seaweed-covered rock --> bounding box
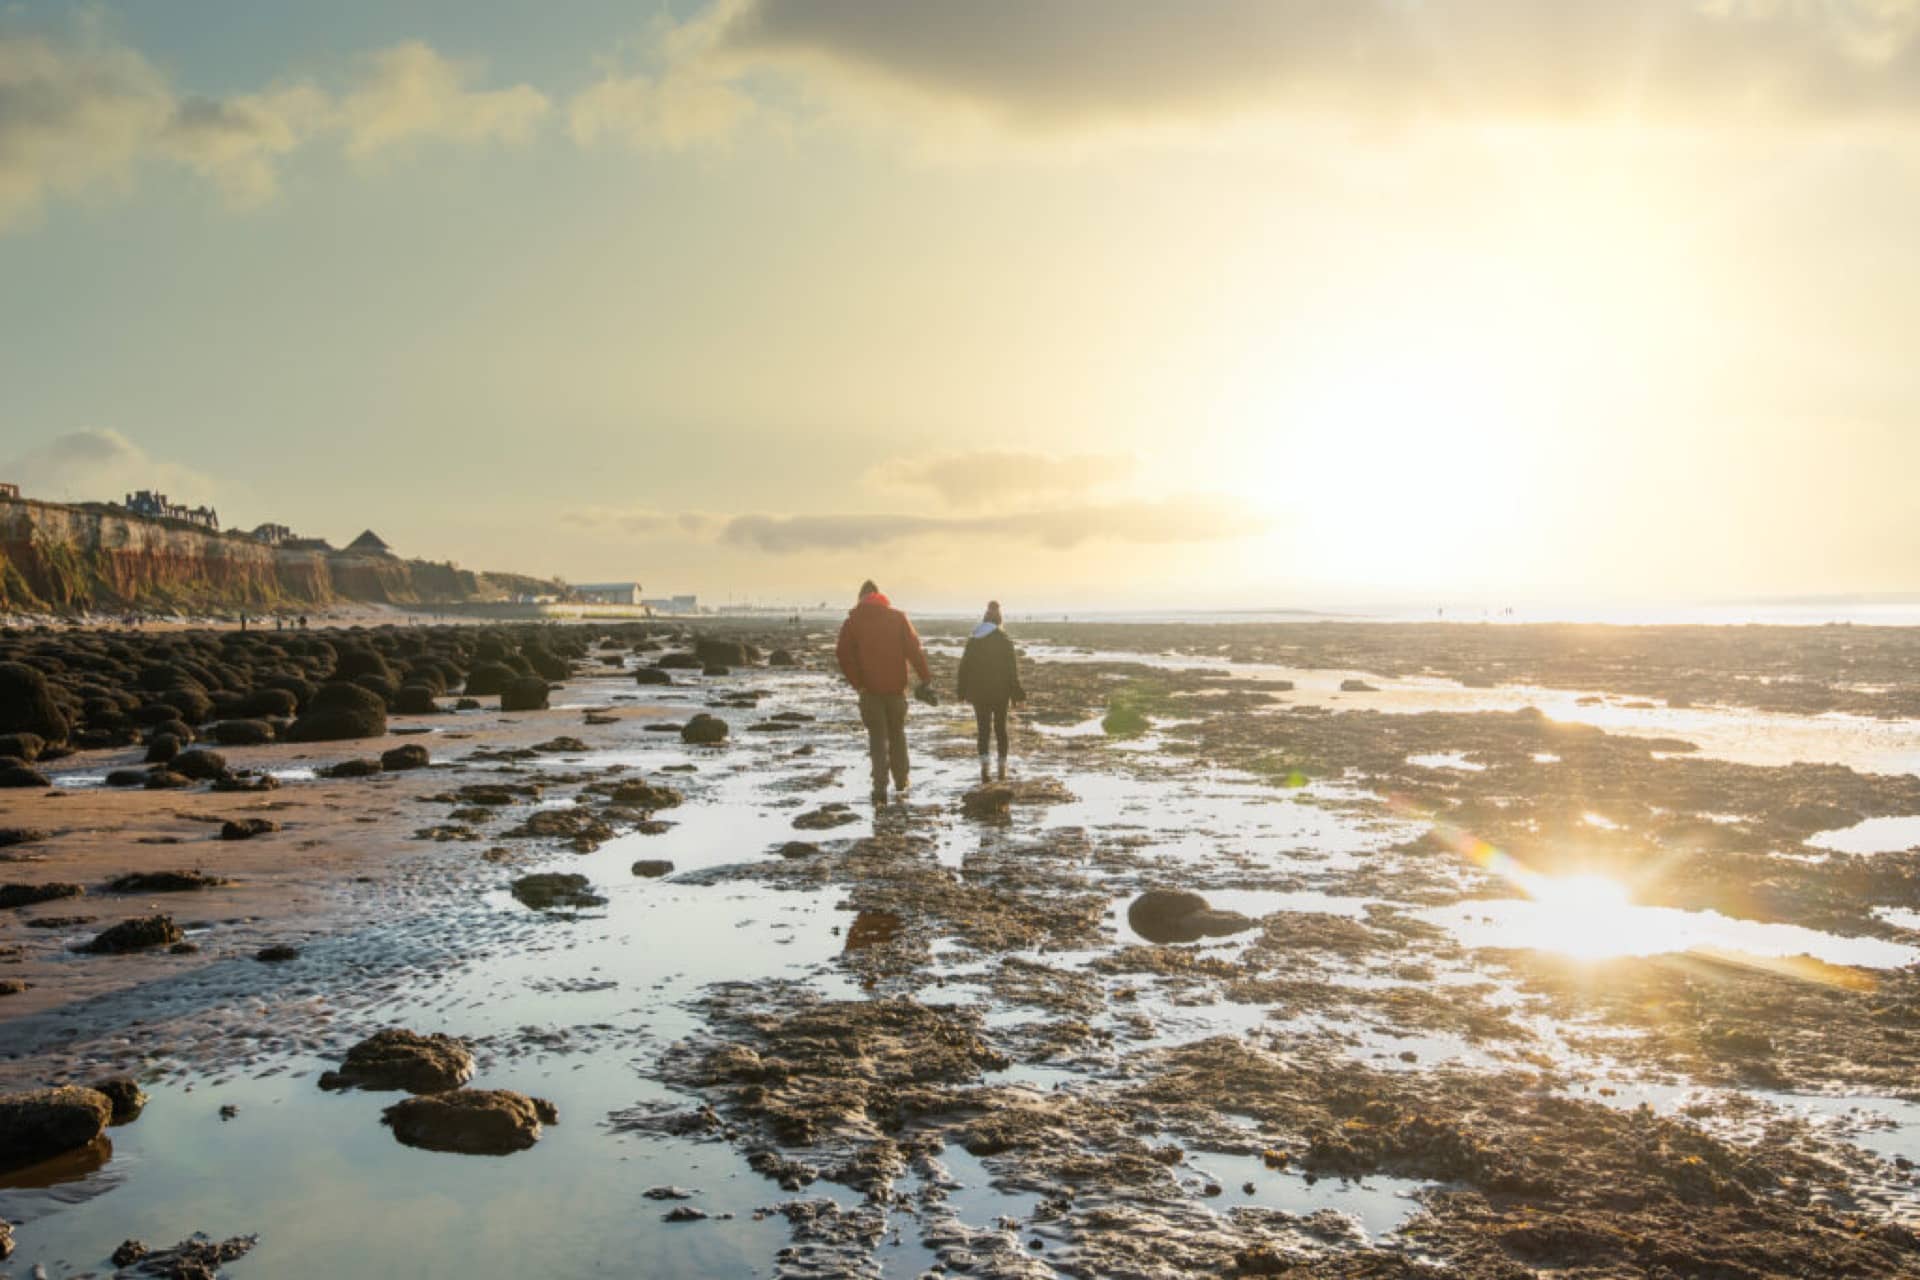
[393,684,440,715]
[500,676,550,712]
[0,663,69,742]
[382,1088,555,1155]
[1125,889,1255,945]
[0,881,84,910]
[463,663,517,697]
[0,764,49,788]
[0,733,45,763]
[631,859,674,878]
[695,637,755,667]
[143,733,182,764]
[380,743,431,771]
[110,870,230,892]
[511,872,606,911]
[209,719,274,746]
[91,1076,148,1123]
[0,1086,111,1170]
[319,757,382,779]
[681,714,729,746]
[636,668,674,686]
[286,682,388,742]
[82,915,185,953]
[609,780,683,811]
[170,748,229,781]
[318,1029,475,1094]
[219,818,278,841]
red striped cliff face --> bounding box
[0,499,501,614]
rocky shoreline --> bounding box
[4,619,1920,1276]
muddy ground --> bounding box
[5,619,1920,1277]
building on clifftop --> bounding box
[124,490,219,530]
[344,529,394,556]
[249,523,294,546]
[0,482,19,501]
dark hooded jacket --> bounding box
[957,623,1023,706]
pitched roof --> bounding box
[346,529,391,553]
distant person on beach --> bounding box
[958,600,1024,783]
[836,579,932,805]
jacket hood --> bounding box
[970,621,999,639]
[855,591,892,610]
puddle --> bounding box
[1183,1150,1431,1239]
[1407,752,1485,772]
[1423,892,1920,969]
[1808,815,1920,856]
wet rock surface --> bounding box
[0,1085,112,1169]
[382,1088,554,1154]
[318,1029,476,1094]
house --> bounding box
[575,581,643,606]
[344,529,394,556]
[124,490,218,530]
[249,523,294,546]
[0,482,19,501]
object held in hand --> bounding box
[913,682,939,706]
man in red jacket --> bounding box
[836,579,933,804]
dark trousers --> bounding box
[858,691,910,790]
[973,698,1010,758]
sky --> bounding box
[5,1,1920,611]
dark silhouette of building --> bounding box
[124,490,218,530]
[345,529,394,556]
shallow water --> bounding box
[7,651,1920,1275]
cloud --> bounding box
[3,429,214,506]
[0,30,174,228]
[339,42,551,158]
[695,0,1920,133]
[569,68,754,151]
[721,495,1267,553]
[561,507,716,536]
[0,25,549,230]
[869,450,1136,508]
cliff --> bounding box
[0,498,553,615]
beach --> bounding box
[4,618,1920,1276]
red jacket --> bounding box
[836,593,930,695]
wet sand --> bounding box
[5,620,1920,1277]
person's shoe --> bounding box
[894,778,909,797]
[997,754,1008,781]
[870,788,888,806]
[979,756,991,784]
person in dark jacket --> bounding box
[957,600,1024,782]
[836,579,933,804]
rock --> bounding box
[394,684,441,714]
[703,664,732,677]
[0,1217,11,1259]
[0,827,49,848]
[209,719,274,746]
[0,979,27,996]
[91,1076,148,1123]
[380,743,431,771]
[1126,889,1257,945]
[83,915,185,953]
[115,1234,256,1276]
[0,732,45,762]
[643,1185,697,1199]
[0,662,70,742]
[631,859,674,878]
[319,1029,475,1094]
[0,881,84,910]
[463,662,518,696]
[142,769,192,790]
[0,763,50,788]
[768,649,797,667]
[219,818,279,841]
[286,682,388,742]
[454,697,483,711]
[681,714,729,745]
[793,804,859,830]
[109,870,229,892]
[255,944,300,963]
[106,768,150,787]
[170,748,229,781]
[961,785,1013,820]
[500,676,550,712]
[0,1086,111,1169]
[664,1205,709,1222]
[777,841,822,859]
[320,757,383,779]
[532,736,588,753]
[610,780,683,810]
[1339,679,1379,693]
[382,1088,554,1155]
[511,872,606,911]
[655,652,703,670]
[635,668,674,686]
[210,770,279,793]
